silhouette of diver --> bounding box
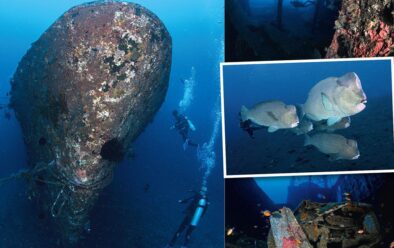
[165,187,209,248]
[171,110,198,150]
[290,0,316,7]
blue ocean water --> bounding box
[223,59,394,174]
[248,0,316,30]
[254,175,339,204]
[0,1,223,247]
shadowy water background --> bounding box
[225,0,340,61]
[0,0,223,247]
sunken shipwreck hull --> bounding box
[10,1,171,245]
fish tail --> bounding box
[296,104,305,119]
[240,105,249,122]
[304,134,311,146]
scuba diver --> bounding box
[290,0,316,7]
[164,187,209,248]
[171,110,198,150]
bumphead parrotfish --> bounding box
[303,72,367,126]
[240,100,299,133]
[304,133,360,160]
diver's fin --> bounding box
[268,126,278,133]
[328,153,341,161]
[240,105,249,122]
[327,117,341,126]
[187,119,196,131]
[304,134,312,146]
[321,93,333,111]
[266,111,279,121]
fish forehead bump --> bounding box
[286,104,297,113]
[338,72,361,88]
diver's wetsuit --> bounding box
[172,110,198,147]
[167,192,208,247]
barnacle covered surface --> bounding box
[10,1,171,245]
[326,0,393,58]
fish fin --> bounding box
[307,122,314,132]
[327,117,341,126]
[240,105,249,122]
[268,126,278,133]
[321,92,333,111]
[293,129,302,136]
[304,134,311,146]
[328,153,341,161]
[344,116,351,128]
[296,104,305,119]
[266,111,279,121]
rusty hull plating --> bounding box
[10,1,172,244]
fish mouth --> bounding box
[361,98,367,104]
[290,122,299,128]
[356,101,367,112]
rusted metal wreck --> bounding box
[10,1,172,245]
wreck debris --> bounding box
[268,201,381,248]
[268,207,313,248]
[326,0,394,58]
[10,1,171,245]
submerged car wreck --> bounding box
[268,201,381,248]
[10,1,171,245]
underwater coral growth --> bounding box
[326,0,393,58]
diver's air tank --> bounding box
[190,198,207,226]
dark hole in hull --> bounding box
[38,137,47,146]
[100,138,124,162]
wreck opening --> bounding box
[38,137,47,146]
[382,5,394,25]
[100,138,124,162]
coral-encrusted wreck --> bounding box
[10,1,171,245]
[268,201,381,248]
[326,0,393,58]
